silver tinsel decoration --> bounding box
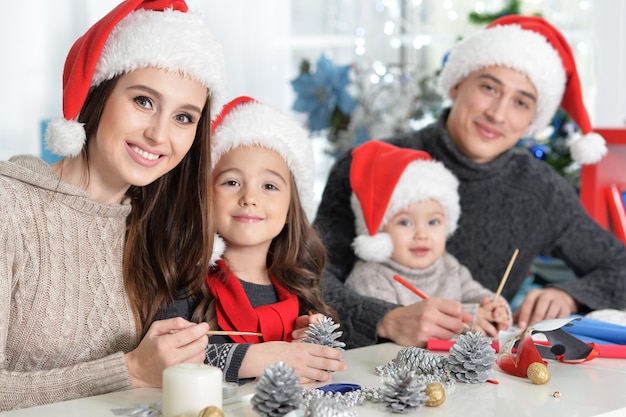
[252,362,303,417]
[305,397,358,417]
[447,332,496,383]
[380,370,428,414]
[302,316,346,350]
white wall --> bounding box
[593,0,626,127]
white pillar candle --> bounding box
[162,364,223,417]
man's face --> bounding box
[445,65,538,164]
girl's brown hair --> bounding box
[199,175,337,326]
[79,75,214,337]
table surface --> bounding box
[2,343,626,417]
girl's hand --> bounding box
[124,317,209,388]
[242,341,346,383]
[291,313,325,341]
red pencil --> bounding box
[394,274,471,330]
[393,274,429,299]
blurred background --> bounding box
[1,1,624,201]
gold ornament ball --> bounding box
[424,382,446,407]
[198,405,224,417]
[527,362,551,385]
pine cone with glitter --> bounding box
[446,332,496,383]
[381,369,428,414]
[251,362,303,417]
[305,397,358,417]
[302,316,346,350]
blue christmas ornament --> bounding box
[291,55,357,132]
[529,143,549,160]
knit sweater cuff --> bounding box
[87,351,134,393]
[228,344,251,384]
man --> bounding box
[314,15,626,348]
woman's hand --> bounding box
[241,341,347,383]
[124,317,209,388]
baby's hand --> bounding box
[475,297,511,337]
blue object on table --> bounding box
[316,383,361,394]
[563,315,626,345]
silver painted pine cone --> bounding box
[302,316,346,350]
[381,369,428,413]
[252,362,303,417]
[447,332,496,383]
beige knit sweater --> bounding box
[0,155,137,411]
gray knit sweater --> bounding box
[0,155,135,411]
[347,253,493,304]
[314,109,626,348]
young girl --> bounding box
[0,0,226,410]
[345,140,511,337]
[201,96,346,384]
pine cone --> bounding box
[304,397,357,417]
[394,347,447,375]
[381,369,428,413]
[302,316,346,350]
[251,362,303,417]
[447,332,496,383]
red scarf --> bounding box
[206,260,299,343]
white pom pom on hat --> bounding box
[46,0,227,158]
[439,15,606,165]
[350,140,460,262]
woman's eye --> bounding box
[175,113,193,124]
[263,183,278,191]
[134,96,153,109]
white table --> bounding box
[2,343,626,417]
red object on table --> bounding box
[496,333,547,378]
[427,338,626,358]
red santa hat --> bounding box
[350,140,460,262]
[439,15,606,165]
[209,96,315,263]
[46,0,227,158]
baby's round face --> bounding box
[382,199,447,270]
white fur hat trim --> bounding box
[211,101,314,204]
[351,158,460,262]
[439,23,566,137]
[94,9,227,112]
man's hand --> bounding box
[377,297,472,347]
[513,287,578,328]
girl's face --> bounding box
[446,65,537,164]
[213,145,292,254]
[88,67,208,203]
[382,199,447,270]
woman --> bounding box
[0,0,226,410]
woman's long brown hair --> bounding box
[79,75,214,337]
